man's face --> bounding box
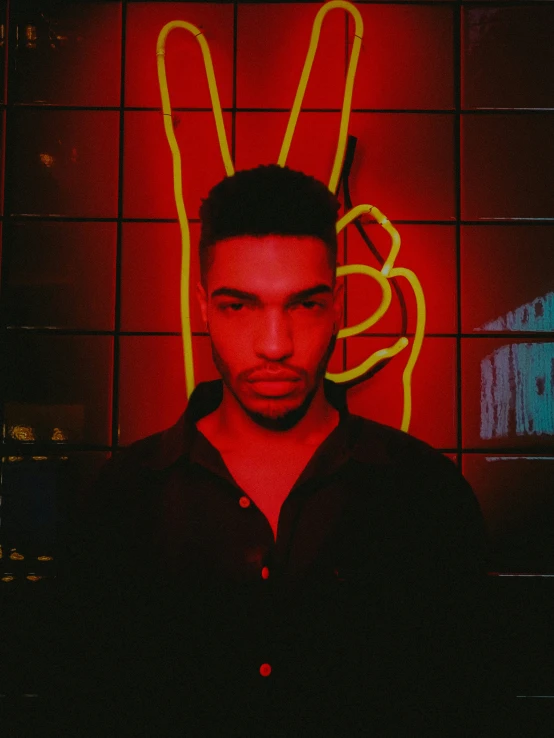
[196,235,344,432]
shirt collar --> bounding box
[141,377,390,472]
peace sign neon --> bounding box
[156,0,426,432]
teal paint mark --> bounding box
[480,343,554,439]
[477,291,554,332]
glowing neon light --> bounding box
[277,0,363,195]
[480,343,554,439]
[156,21,234,410]
[156,0,426,432]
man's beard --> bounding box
[208,329,338,433]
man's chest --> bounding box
[219,450,316,538]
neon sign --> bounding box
[156,0,426,432]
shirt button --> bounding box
[239,496,251,508]
[259,663,272,677]
[261,566,270,580]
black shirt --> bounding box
[51,378,510,737]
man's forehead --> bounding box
[204,235,337,299]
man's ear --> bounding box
[333,278,344,332]
[196,281,208,324]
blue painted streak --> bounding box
[480,343,554,439]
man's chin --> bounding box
[240,380,323,430]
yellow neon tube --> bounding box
[157,0,427,433]
[333,205,425,431]
[277,0,363,195]
[386,267,426,431]
[157,21,235,399]
[337,204,401,276]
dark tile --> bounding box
[463,6,554,110]
[461,226,554,334]
[10,1,121,106]
[463,453,554,573]
[462,114,554,220]
[3,334,114,446]
[3,221,116,330]
[7,109,119,217]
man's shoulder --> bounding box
[351,413,452,470]
[349,414,478,508]
[116,427,167,462]
[105,413,453,475]
[91,425,173,493]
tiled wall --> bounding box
[1,0,553,587]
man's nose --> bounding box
[254,312,294,359]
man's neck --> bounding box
[199,385,339,454]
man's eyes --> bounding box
[219,301,322,312]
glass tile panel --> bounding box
[236,117,456,220]
[237,3,345,109]
[349,113,455,221]
[0,1,6,105]
[7,109,119,218]
[119,335,196,446]
[352,5,453,110]
[347,224,457,335]
[3,334,113,446]
[0,109,4,215]
[461,226,554,334]
[462,6,554,110]
[121,221,198,333]
[123,110,232,219]
[462,337,554,449]
[125,2,233,109]
[347,336,457,449]
[461,114,554,220]
[3,221,116,330]
[463,453,554,573]
[10,2,121,106]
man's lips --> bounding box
[248,373,300,382]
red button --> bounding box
[239,496,251,508]
[261,566,270,579]
[259,663,272,677]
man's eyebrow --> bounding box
[210,284,333,302]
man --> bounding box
[51,165,512,737]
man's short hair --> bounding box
[198,164,341,289]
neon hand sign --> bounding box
[156,0,426,432]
